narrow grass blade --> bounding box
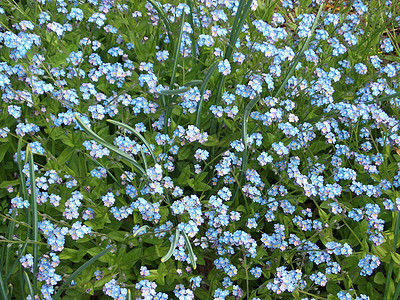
[225,0,252,61]
[75,115,146,176]
[147,0,174,46]
[16,138,28,199]
[185,0,197,63]
[242,96,260,149]
[133,225,151,238]
[19,264,24,300]
[182,231,196,269]
[303,109,339,123]
[0,209,17,286]
[107,119,156,163]
[384,211,400,299]
[5,239,29,282]
[160,86,191,95]
[366,92,400,105]
[232,96,260,204]
[127,289,132,300]
[169,12,185,89]
[0,272,8,300]
[184,79,202,86]
[160,80,203,96]
[164,95,179,135]
[275,3,324,98]
[23,271,34,299]
[228,0,245,55]
[52,246,114,300]
[27,147,38,295]
[211,0,253,136]
[196,61,218,128]
[17,138,29,238]
[164,9,185,136]
[161,229,180,263]
[140,148,148,171]
[393,280,400,300]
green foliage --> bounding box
[1,0,400,299]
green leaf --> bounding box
[0,180,20,189]
[178,146,191,160]
[223,119,236,131]
[120,248,142,268]
[374,272,386,285]
[0,143,10,163]
[187,178,194,189]
[177,165,191,186]
[194,181,211,192]
[52,130,75,147]
[391,252,400,265]
[203,135,219,146]
[57,248,76,261]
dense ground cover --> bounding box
[1,0,400,299]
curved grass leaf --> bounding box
[164,95,180,135]
[0,210,17,287]
[160,86,191,96]
[0,273,7,300]
[161,228,180,263]
[107,119,156,164]
[385,211,400,299]
[232,96,260,204]
[27,147,38,295]
[185,79,203,86]
[140,148,148,171]
[169,12,185,89]
[274,3,324,98]
[393,280,400,300]
[241,96,260,149]
[5,239,29,283]
[23,271,34,299]
[19,266,24,300]
[195,61,218,128]
[161,78,204,96]
[75,115,146,176]
[133,225,151,238]
[366,92,400,105]
[225,0,253,61]
[185,0,197,63]
[211,0,253,136]
[52,246,114,300]
[182,231,196,269]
